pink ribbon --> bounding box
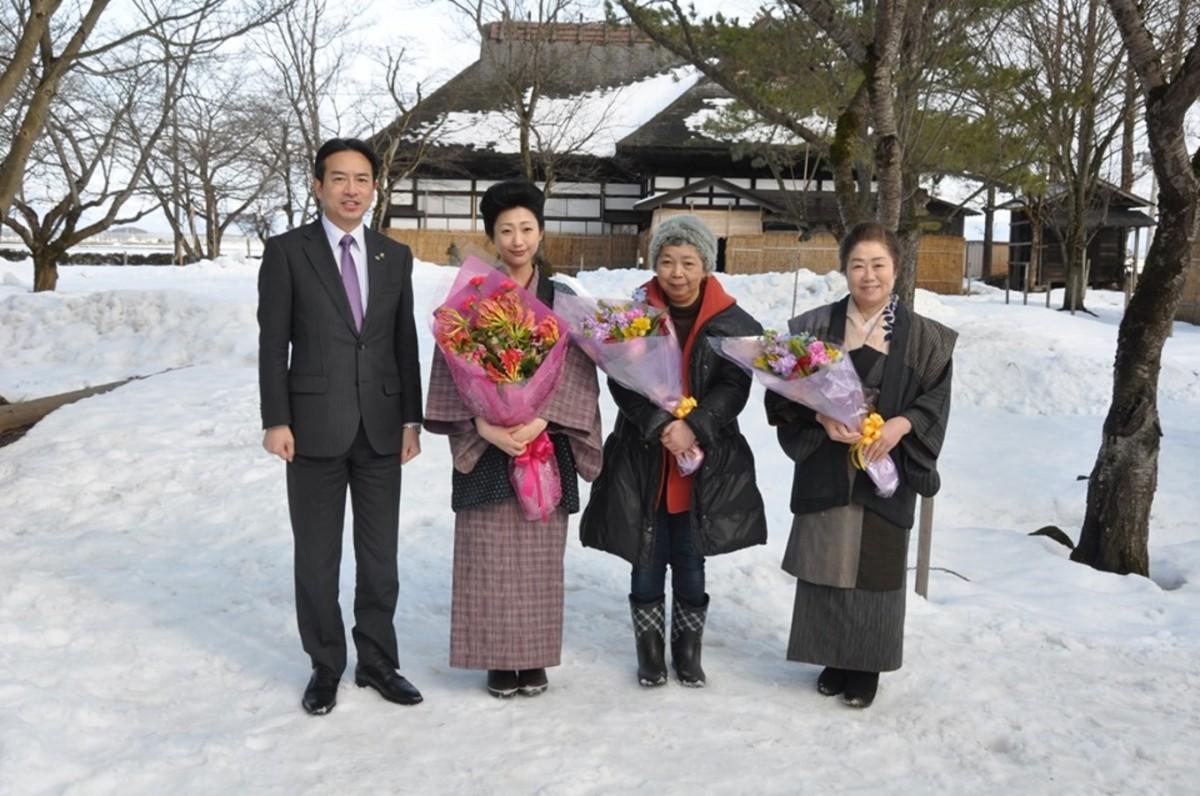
[514,430,556,521]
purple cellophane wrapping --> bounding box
[713,336,898,497]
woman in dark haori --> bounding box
[580,214,767,688]
[424,180,603,698]
[766,221,956,708]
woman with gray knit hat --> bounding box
[580,214,767,688]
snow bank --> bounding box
[0,254,1197,793]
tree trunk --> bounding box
[895,225,920,306]
[1120,65,1137,191]
[830,86,869,233]
[1072,194,1193,575]
[1061,216,1088,312]
[865,0,906,232]
[982,185,995,281]
[0,0,59,113]
[32,248,60,292]
[0,0,110,217]
[1075,0,1200,575]
[519,118,534,181]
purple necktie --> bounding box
[338,234,364,331]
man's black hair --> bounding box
[313,138,382,181]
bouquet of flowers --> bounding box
[556,287,703,475]
[432,256,568,520]
[713,330,899,497]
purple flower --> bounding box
[771,353,798,377]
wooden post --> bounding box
[915,496,935,598]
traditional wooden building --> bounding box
[1178,237,1200,325]
[371,20,973,292]
[999,182,1154,290]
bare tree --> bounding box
[1,0,288,290]
[255,0,353,229]
[1072,0,1200,576]
[367,47,437,233]
[1006,0,1130,312]
[4,42,182,290]
[143,62,284,259]
[0,0,290,220]
[0,0,110,218]
[235,189,284,247]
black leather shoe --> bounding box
[487,669,519,698]
[817,666,849,696]
[302,666,339,715]
[517,668,549,697]
[354,662,423,706]
[843,670,880,708]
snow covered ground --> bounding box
[1,257,1198,794]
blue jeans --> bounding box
[630,507,705,605]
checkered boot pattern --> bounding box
[670,593,709,687]
[629,595,668,687]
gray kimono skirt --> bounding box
[425,271,602,670]
[767,298,956,674]
[784,346,909,672]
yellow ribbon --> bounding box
[673,396,698,419]
[850,412,885,470]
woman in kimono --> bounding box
[766,221,956,708]
[580,214,767,689]
[424,180,603,698]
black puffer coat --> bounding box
[579,291,767,568]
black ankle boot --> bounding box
[486,669,518,698]
[517,668,548,696]
[670,593,708,687]
[817,666,849,696]
[629,595,667,687]
[843,670,879,708]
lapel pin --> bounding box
[374,252,385,261]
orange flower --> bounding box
[501,348,524,379]
[484,361,507,383]
[535,315,560,344]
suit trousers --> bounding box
[287,423,402,674]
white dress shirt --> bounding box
[321,214,369,312]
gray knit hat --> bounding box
[648,215,717,273]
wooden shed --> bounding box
[1000,182,1154,290]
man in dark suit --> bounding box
[258,138,424,715]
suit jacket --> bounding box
[257,220,423,458]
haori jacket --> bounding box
[765,296,957,532]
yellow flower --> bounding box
[673,396,698,418]
[850,413,886,470]
[630,316,652,336]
